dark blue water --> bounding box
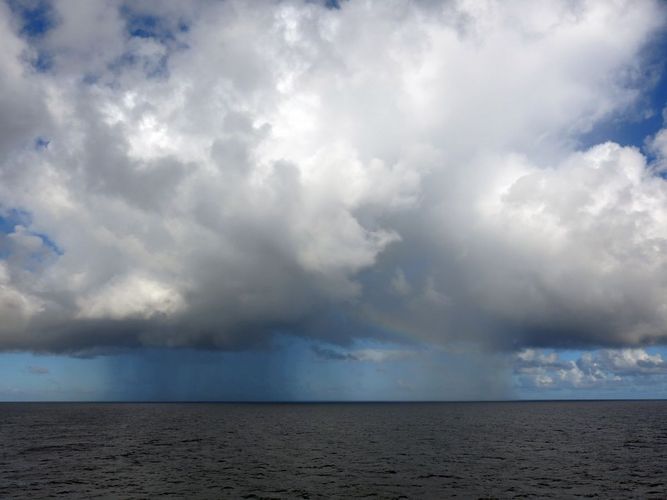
[1,401,666,498]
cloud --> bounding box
[514,348,667,389]
[311,345,357,361]
[0,0,666,354]
[27,365,49,375]
[311,344,416,363]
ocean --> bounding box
[1,401,666,498]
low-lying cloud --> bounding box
[515,348,667,390]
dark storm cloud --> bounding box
[0,0,667,354]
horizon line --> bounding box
[1,398,666,404]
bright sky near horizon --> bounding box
[2,0,667,401]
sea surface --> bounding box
[1,401,666,498]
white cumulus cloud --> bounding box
[0,0,666,354]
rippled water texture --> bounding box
[1,401,667,498]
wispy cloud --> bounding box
[311,345,418,363]
[27,365,49,375]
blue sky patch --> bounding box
[580,31,667,154]
[120,4,188,44]
[7,0,54,38]
[32,231,63,256]
[0,208,31,234]
[34,137,49,150]
[0,208,63,261]
[30,50,53,73]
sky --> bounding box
[2,0,667,401]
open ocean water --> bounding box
[1,401,666,498]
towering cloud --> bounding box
[0,0,666,353]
